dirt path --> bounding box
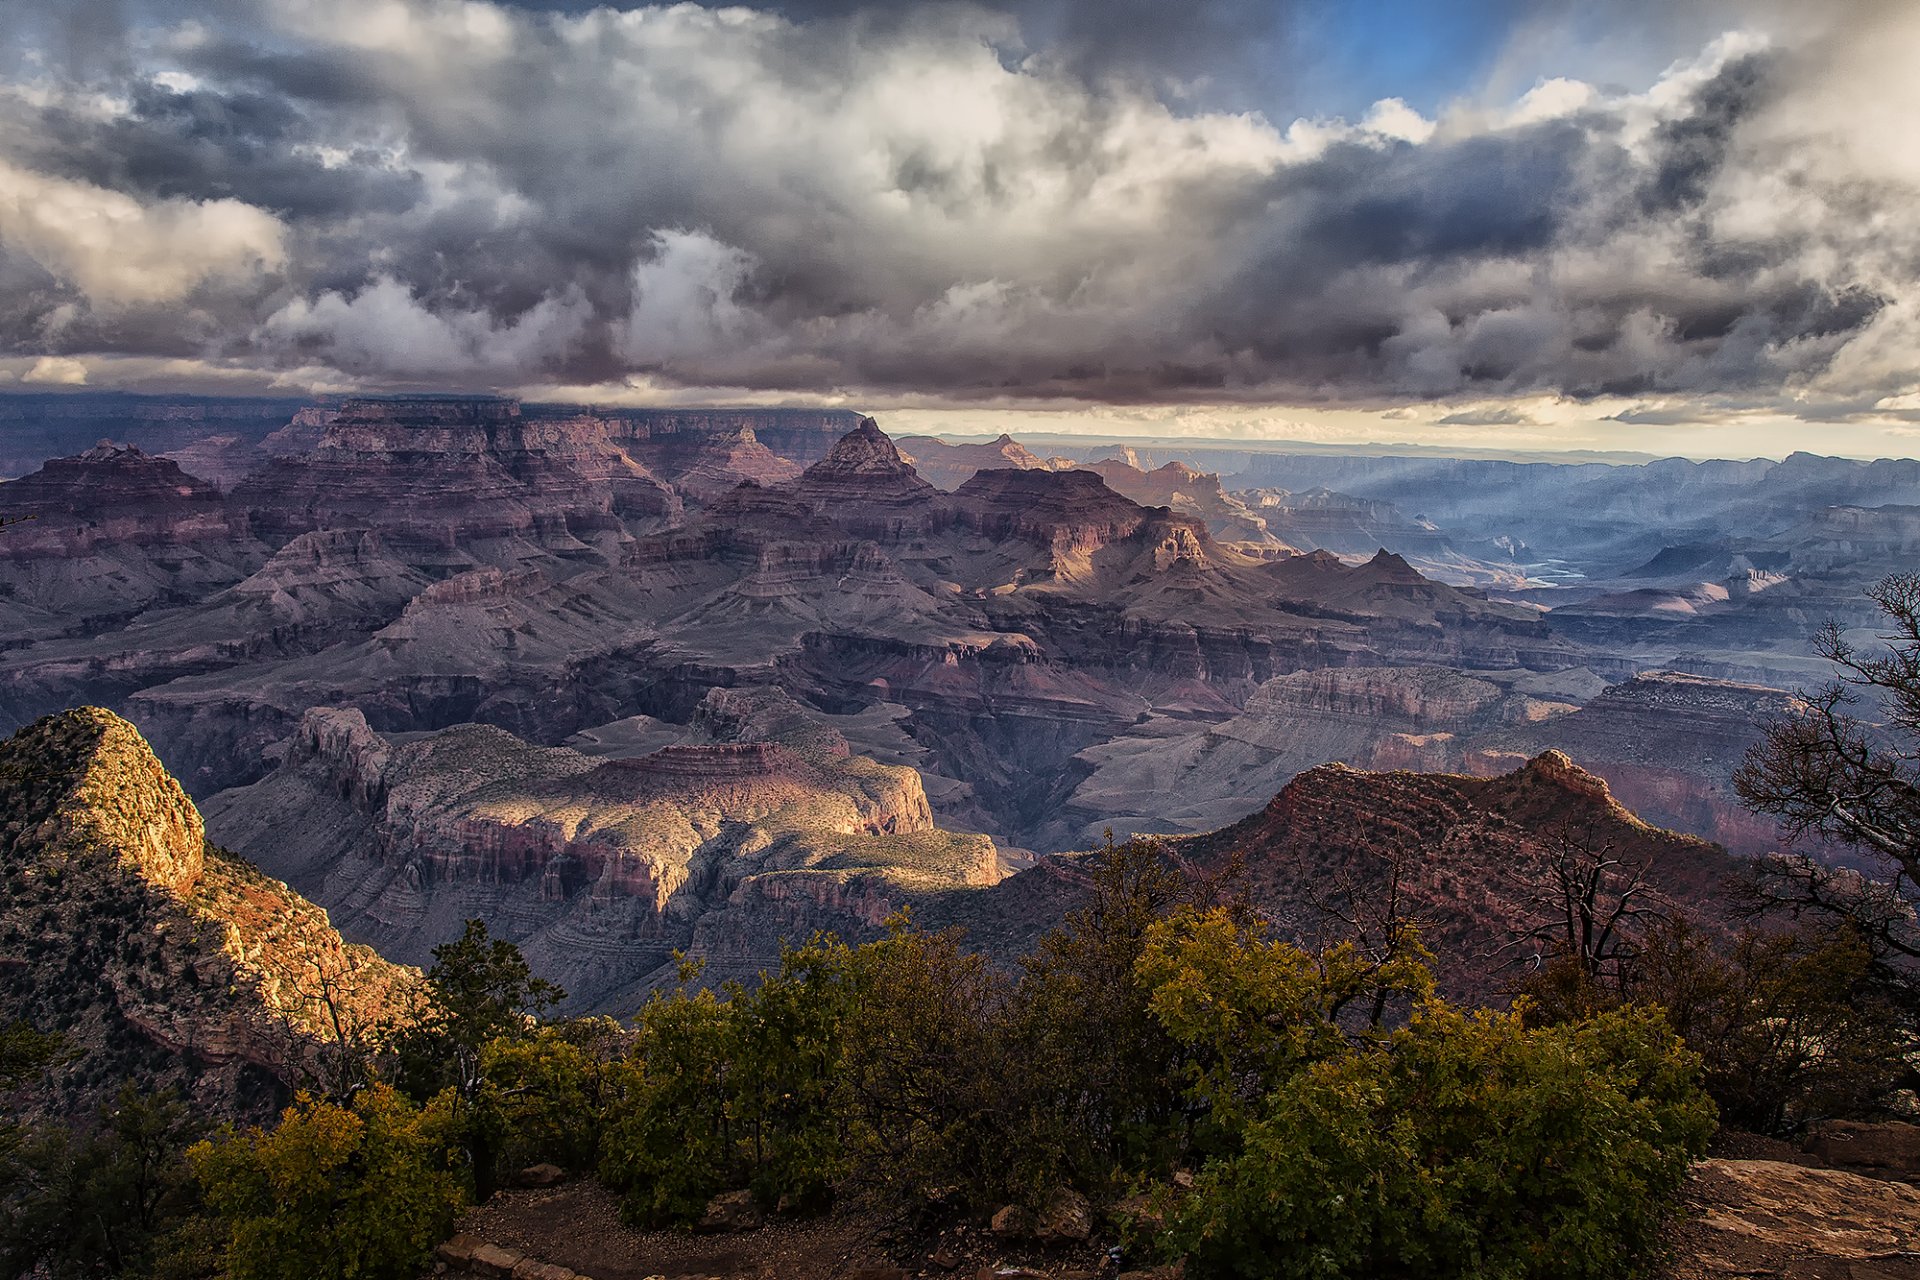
[442,1183,1116,1280]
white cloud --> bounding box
[23,355,88,385]
[0,159,285,309]
[259,276,592,378]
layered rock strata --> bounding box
[203,707,1003,1008]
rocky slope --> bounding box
[0,443,268,644]
[1074,458,1285,548]
[232,395,682,547]
[1061,665,1569,844]
[203,704,1003,1010]
[0,708,417,1121]
[929,751,1740,1000]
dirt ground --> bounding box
[441,1129,1920,1280]
[442,1182,1119,1280]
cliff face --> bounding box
[1469,671,1797,854]
[234,396,681,544]
[0,444,269,646]
[1074,458,1284,548]
[0,708,417,1122]
[790,421,941,536]
[203,706,1001,1008]
[1061,665,1554,845]
[4,412,1594,857]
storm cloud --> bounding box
[0,0,1915,416]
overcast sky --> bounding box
[0,0,1917,457]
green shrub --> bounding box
[476,1017,635,1177]
[189,1085,467,1280]
[835,921,1015,1211]
[1170,1002,1714,1280]
[599,939,858,1224]
[1,1083,205,1280]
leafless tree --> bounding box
[1498,821,1671,992]
[255,951,401,1102]
[1735,574,1920,1003]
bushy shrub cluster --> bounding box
[4,848,1724,1280]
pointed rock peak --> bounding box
[994,433,1016,445]
[1365,549,1423,581]
[0,707,204,896]
[808,420,915,476]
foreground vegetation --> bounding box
[8,846,1722,1280]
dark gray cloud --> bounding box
[0,0,1914,415]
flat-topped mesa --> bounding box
[545,407,872,467]
[602,741,797,781]
[951,467,1154,553]
[0,442,232,556]
[234,394,678,543]
[202,715,989,1004]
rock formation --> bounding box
[1062,665,1560,844]
[233,395,681,546]
[930,751,1740,1001]
[1467,671,1798,853]
[1075,458,1284,548]
[894,433,1057,490]
[203,706,1003,1008]
[0,708,417,1121]
[0,443,267,644]
[0,409,1599,854]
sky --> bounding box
[0,0,1918,458]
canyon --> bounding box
[0,390,1903,1002]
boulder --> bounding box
[1803,1120,1920,1179]
[1035,1187,1093,1243]
[989,1205,1031,1237]
[467,1243,527,1278]
[511,1261,577,1280]
[435,1234,484,1266]
[697,1189,764,1233]
[515,1162,567,1188]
